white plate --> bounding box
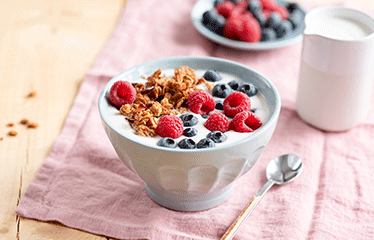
[191,0,306,50]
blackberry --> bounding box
[227,80,242,91]
[212,83,234,98]
[178,138,196,149]
[203,69,222,82]
[207,131,227,143]
[179,113,198,127]
[197,138,216,149]
[215,99,224,110]
[157,138,177,148]
[183,128,198,137]
[238,83,258,97]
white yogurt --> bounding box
[107,69,270,148]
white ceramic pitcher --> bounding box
[296,6,374,132]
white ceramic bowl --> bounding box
[98,56,281,211]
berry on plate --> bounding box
[156,115,184,139]
[224,16,243,40]
[187,91,216,115]
[204,112,230,133]
[238,14,262,42]
[230,111,262,132]
[202,9,226,36]
[109,80,136,107]
[216,0,235,18]
[261,28,277,41]
[223,91,251,117]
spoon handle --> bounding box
[220,180,274,240]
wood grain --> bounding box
[0,0,125,239]
[0,0,373,240]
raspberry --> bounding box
[260,0,278,10]
[204,113,230,133]
[109,80,136,107]
[230,111,262,132]
[274,5,289,20]
[216,1,235,18]
[238,14,261,42]
[156,115,184,139]
[187,91,215,115]
[223,91,251,117]
[223,16,242,40]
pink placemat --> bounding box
[16,0,374,239]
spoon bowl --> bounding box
[221,154,303,240]
[266,154,303,185]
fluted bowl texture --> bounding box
[98,56,281,211]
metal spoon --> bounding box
[220,154,303,240]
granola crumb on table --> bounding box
[8,130,18,136]
[119,66,213,137]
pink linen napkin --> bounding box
[16,0,374,239]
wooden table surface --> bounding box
[0,0,372,239]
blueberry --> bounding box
[287,3,301,13]
[266,12,282,29]
[288,9,304,29]
[215,99,223,110]
[157,138,177,148]
[179,113,198,127]
[238,83,258,97]
[253,11,267,28]
[214,0,224,7]
[261,28,277,42]
[212,83,233,98]
[202,114,210,119]
[247,0,262,14]
[202,10,226,36]
[197,138,216,149]
[228,80,242,90]
[183,128,198,137]
[178,138,196,149]
[207,131,227,143]
[274,20,293,38]
[203,69,222,82]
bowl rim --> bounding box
[98,56,281,153]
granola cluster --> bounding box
[119,66,213,137]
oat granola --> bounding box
[119,66,213,137]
